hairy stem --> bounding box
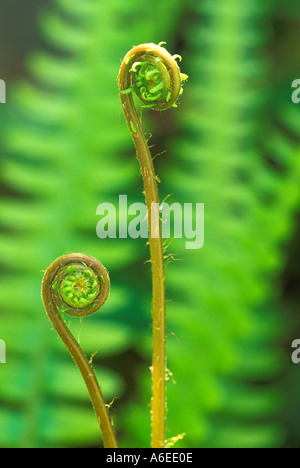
[119,43,187,448]
[41,253,118,448]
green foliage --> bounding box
[121,0,300,448]
[1,0,300,449]
[0,0,185,447]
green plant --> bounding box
[2,0,300,450]
[0,0,186,448]
[41,253,117,448]
[119,43,187,448]
[121,0,300,449]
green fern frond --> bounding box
[0,0,185,448]
[121,0,300,448]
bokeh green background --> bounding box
[0,0,300,448]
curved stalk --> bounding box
[118,43,187,448]
[41,253,118,448]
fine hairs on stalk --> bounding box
[41,253,118,448]
[119,42,187,448]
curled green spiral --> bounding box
[42,253,117,448]
[118,43,187,448]
[120,42,188,111]
[48,253,109,317]
[58,265,100,309]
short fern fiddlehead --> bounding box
[120,43,187,111]
[41,253,118,448]
[119,43,187,448]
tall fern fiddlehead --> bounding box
[41,253,118,448]
[118,43,187,448]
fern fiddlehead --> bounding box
[118,43,187,448]
[41,253,118,448]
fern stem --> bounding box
[118,43,187,448]
[41,253,118,448]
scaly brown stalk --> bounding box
[118,43,187,448]
[41,253,118,448]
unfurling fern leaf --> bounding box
[1,0,299,449]
[121,0,300,448]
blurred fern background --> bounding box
[0,0,300,448]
